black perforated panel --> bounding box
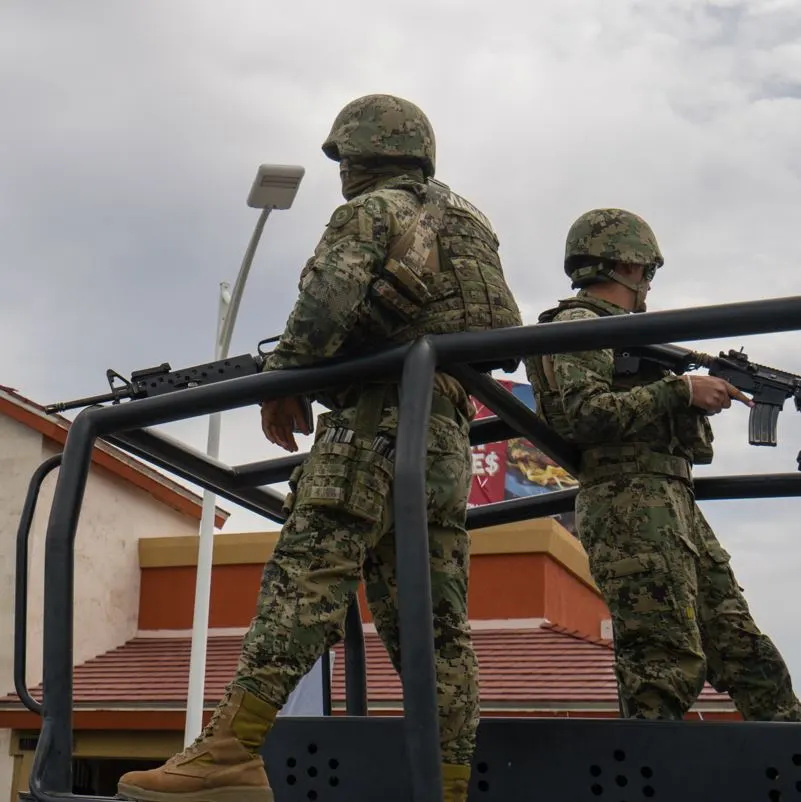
[262,716,801,801]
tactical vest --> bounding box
[527,295,713,484]
[368,178,522,373]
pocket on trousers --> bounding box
[597,552,668,579]
[297,439,394,524]
[594,552,678,616]
[425,450,470,529]
[702,539,744,592]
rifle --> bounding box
[615,344,801,451]
[44,321,521,418]
[44,352,258,412]
[43,335,313,434]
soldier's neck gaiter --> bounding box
[339,160,425,200]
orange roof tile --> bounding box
[0,623,731,711]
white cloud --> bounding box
[3,0,801,685]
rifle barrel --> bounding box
[44,391,121,415]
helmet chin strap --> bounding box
[607,270,650,313]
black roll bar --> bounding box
[25,294,801,802]
[15,454,63,716]
[394,339,443,802]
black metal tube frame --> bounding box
[344,595,368,716]
[320,650,332,717]
[27,294,801,802]
[15,454,63,716]
[395,340,443,802]
[104,428,287,523]
[447,364,581,475]
[466,472,801,529]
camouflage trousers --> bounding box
[232,403,480,765]
[576,474,801,721]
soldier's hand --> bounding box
[260,397,313,452]
[685,375,754,414]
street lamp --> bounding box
[184,164,305,746]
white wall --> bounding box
[0,417,42,802]
[0,417,49,704]
[22,439,201,687]
[0,414,199,692]
[0,729,13,802]
[0,413,205,797]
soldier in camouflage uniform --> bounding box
[118,95,522,802]
[525,208,801,722]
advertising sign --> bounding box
[468,380,577,534]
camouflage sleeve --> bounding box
[550,308,692,442]
[261,197,392,371]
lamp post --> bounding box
[184,164,305,746]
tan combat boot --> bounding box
[118,685,277,802]
[443,763,471,802]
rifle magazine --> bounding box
[748,403,781,447]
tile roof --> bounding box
[1,623,732,710]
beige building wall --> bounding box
[0,414,205,796]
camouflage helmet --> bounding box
[321,94,436,177]
[564,208,664,284]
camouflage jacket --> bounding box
[262,174,521,416]
[524,291,713,476]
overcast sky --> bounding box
[3,0,801,682]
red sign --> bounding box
[468,394,507,507]
[466,380,578,533]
